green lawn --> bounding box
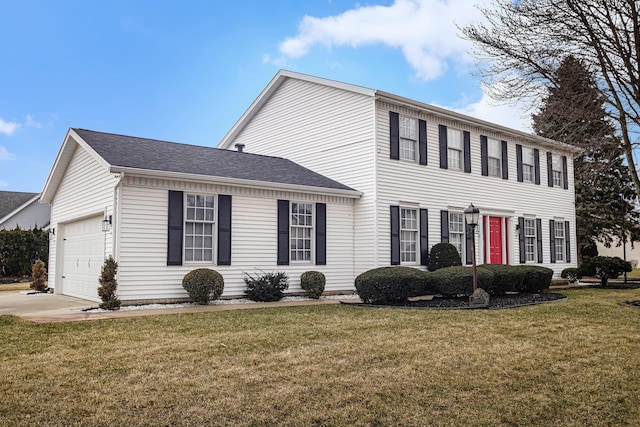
[1,288,639,426]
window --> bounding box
[400,208,418,263]
[291,202,313,261]
[399,115,417,161]
[524,218,536,262]
[185,194,215,262]
[447,128,463,170]
[488,138,502,177]
[555,221,565,262]
[552,154,563,187]
[449,212,465,260]
[522,147,535,182]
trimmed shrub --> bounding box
[98,256,121,310]
[579,256,632,286]
[428,266,494,297]
[30,259,48,292]
[427,243,462,271]
[244,271,289,302]
[300,271,325,299]
[182,268,224,305]
[355,266,428,304]
[561,267,579,283]
[516,265,554,293]
[478,264,526,295]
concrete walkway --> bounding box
[0,290,346,324]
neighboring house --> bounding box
[41,70,579,304]
[596,240,639,268]
[0,190,50,230]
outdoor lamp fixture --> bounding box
[464,203,480,292]
[102,215,112,232]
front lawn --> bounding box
[1,288,639,426]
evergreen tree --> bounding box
[532,56,640,263]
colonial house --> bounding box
[42,70,578,303]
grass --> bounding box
[1,288,639,426]
[624,268,640,280]
[0,282,30,291]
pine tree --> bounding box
[532,56,640,263]
[98,256,121,310]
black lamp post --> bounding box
[464,203,480,291]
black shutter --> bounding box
[440,210,449,243]
[480,135,488,176]
[518,216,525,264]
[277,200,289,265]
[516,144,523,182]
[547,152,554,187]
[465,221,473,265]
[549,219,556,263]
[562,155,568,189]
[419,119,427,165]
[565,221,571,262]
[390,206,400,265]
[536,218,543,263]
[217,195,232,265]
[534,149,541,185]
[463,131,471,173]
[501,141,508,180]
[420,208,429,266]
[167,190,184,266]
[439,124,448,169]
[390,111,399,160]
[315,203,326,265]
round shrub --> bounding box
[355,266,429,304]
[478,264,526,295]
[515,266,553,293]
[578,256,632,286]
[244,271,289,302]
[427,243,462,271]
[300,271,325,299]
[182,268,224,305]
[428,266,494,297]
[561,267,579,283]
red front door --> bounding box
[489,217,503,264]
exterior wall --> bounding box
[228,77,376,275]
[48,144,117,290]
[375,100,578,277]
[0,200,50,230]
[115,176,356,302]
[597,241,639,268]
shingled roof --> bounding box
[73,129,356,193]
[0,191,39,220]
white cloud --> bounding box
[0,180,8,188]
[0,118,20,136]
[279,0,488,80]
[0,146,15,161]
[450,91,533,133]
[25,115,42,129]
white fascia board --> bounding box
[217,69,376,150]
[0,195,40,225]
[109,166,363,199]
[377,91,582,155]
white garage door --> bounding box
[61,215,104,301]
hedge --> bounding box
[428,266,494,297]
[0,228,49,277]
[355,266,428,304]
[515,265,554,293]
[478,264,526,295]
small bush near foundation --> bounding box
[561,268,579,283]
[429,266,494,297]
[244,271,289,302]
[182,268,225,305]
[516,265,554,293]
[479,264,526,295]
[30,259,48,292]
[98,256,121,310]
[355,266,428,304]
[427,243,462,271]
[301,271,325,299]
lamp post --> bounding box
[464,203,480,292]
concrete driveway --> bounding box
[0,290,90,318]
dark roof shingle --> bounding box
[73,129,355,192]
[0,191,38,220]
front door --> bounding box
[489,216,503,264]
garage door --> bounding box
[61,215,104,301]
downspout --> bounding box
[112,172,124,260]
[372,95,379,268]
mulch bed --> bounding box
[621,300,640,307]
[343,292,567,310]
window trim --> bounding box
[554,219,566,262]
[399,115,418,162]
[447,128,464,171]
[523,217,537,263]
[184,193,217,264]
[400,207,419,264]
[551,154,563,187]
[449,211,466,263]
[487,137,502,178]
[290,201,314,263]
[522,147,535,183]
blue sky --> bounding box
[0,0,529,192]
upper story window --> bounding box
[522,147,535,183]
[524,218,537,262]
[552,154,563,187]
[449,211,465,260]
[488,138,502,177]
[447,128,463,170]
[185,194,215,262]
[400,208,418,263]
[399,115,417,161]
[291,202,313,262]
[554,220,565,262]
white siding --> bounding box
[116,177,356,303]
[374,101,577,276]
[228,77,376,276]
[48,145,116,291]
